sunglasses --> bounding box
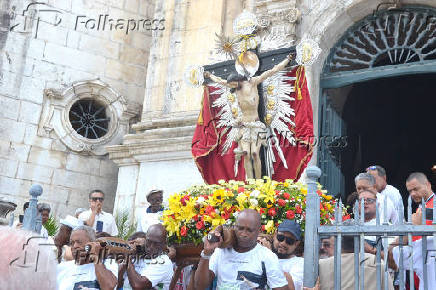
[359,197,376,204]
[91,197,104,202]
[276,234,296,245]
[366,165,377,171]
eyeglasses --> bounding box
[358,197,376,204]
[91,197,104,202]
[276,234,296,245]
[321,241,332,248]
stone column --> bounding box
[107,113,204,221]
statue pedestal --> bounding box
[107,112,204,220]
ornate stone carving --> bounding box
[39,80,138,155]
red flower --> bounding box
[286,210,295,219]
[196,221,205,230]
[193,215,199,221]
[180,226,187,236]
[205,205,215,215]
[238,186,245,193]
[275,190,281,196]
[283,192,291,200]
[261,225,266,231]
[317,190,322,196]
[221,212,230,219]
[259,208,265,214]
[343,214,351,221]
[295,205,302,214]
[277,199,286,207]
[268,208,276,217]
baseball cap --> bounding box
[277,220,301,240]
[60,215,83,229]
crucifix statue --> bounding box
[203,52,293,179]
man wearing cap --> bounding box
[367,165,403,212]
[137,189,164,233]
[54,215,83,262]
[78,189,119,236]
[272,220,304,290]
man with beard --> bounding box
[272,220,304,290]
[194,209,288,289]
[57,225,118,289]
[121,224,173,290]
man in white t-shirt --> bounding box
[194,209,288,290]
[367,165,403,212]
[119,224,173,289]
[136,189,164,233]
[79,189,119,236]
[57,225,118,290]
[271,220,304,290]
[355,173,399,224]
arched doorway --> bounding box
[318,6,436,199]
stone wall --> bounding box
[0,0,155,218]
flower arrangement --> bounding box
[162,178,337,245]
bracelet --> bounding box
[200,250,212,260]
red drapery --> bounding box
[192,66,314,184]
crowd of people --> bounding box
[0,165,434,290]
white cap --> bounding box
[146,189,163,199]
[60,215,83,229]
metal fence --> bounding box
[303,166,436,289]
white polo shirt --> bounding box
[381,185,403,212]
[78,210,118,236]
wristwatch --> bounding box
[200,250,212,259]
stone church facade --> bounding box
[1,0,435,220]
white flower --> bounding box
[196,196,205,204]
[250,190,260,198]
[233,212,239,218]
[250,199,258,206]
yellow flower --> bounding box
[301,187,308,195]
[236,193,248,208]
[211,189,225,206]
[265,220,275,234]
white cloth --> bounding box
[381,185,403,212]
[136,209,163,233]
[279,256,304,290]
[78,210,119,236]
[40,226,49,238]
[209,244,288,289]
[377,193,399,225]
[122,255,173,290]
[393,237,436,290]
[57,259,118,290]
[363,219,396,245]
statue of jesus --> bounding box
[203,52,293,179]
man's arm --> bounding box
[194,230,221,289]
[204,71,238,88]
[284,272,295,290]
[95,263,117,290]
[126,262,152,289]
[253,53,293,84]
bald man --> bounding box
[122,224,173,290]
[195,209,288,289]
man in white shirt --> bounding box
[195,209,288,290]
[136,189,164,233]
[57,225,118,290]
[119,224,173,289]
[355,173,399,224]
[272,220,304,290]
[367,165,403,212]
[79,189,119,236]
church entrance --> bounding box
[318,6,436,199]
[327,73,436,200]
